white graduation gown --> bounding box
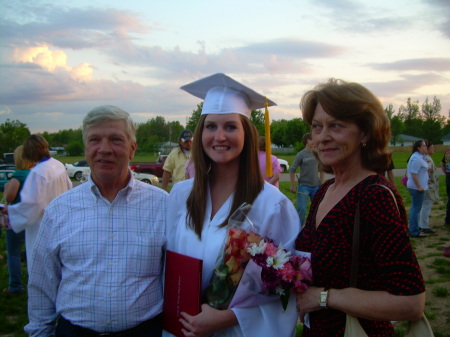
[164,179,301,337]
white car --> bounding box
[278,158,289,173]
[80,170,160,186]
[131,171,160,185]
[65,160,90,180]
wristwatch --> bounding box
[319,289,329,308]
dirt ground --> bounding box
[408,200,450,336]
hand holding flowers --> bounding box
[247,239,312,310]
[204,203,312,311]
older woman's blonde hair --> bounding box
[186,114,264,239]
[300,78,391,174]
[14,145,35,170]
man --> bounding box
[441,148,450,226]
[161,129,192,191]
[6,135,72,272]
[289,133,324,225]
[25,106,168,337]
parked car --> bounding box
[132,172,160,185]
[65,160,90,180]
[0,164,16,171]
[278,158,289,173]
[80,170,159,186]
[0,170,15,192]
[129,155,168,177]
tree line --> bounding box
[1,96,449,157]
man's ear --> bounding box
[130,142,137,160]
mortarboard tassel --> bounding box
[264,97,273,177]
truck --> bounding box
[129,155,167,177]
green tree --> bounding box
[65,141,84,156]
[399,98,423,137]
[168,121,184,143]
[284,118,308,148]
[441,118,450,140]
[398,98,421,120]
[136,116,173,153]
[186,102,203,133]
[421,96,443,121]
[251,109,266,136]
[384,104,395,120]
[422,119,443,145]
[0,119,31,155]
[271,120,289,147]
[390,116,404,146]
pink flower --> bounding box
[264,242,278,256]
[278,262,295,282]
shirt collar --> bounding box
[87,169,135,202]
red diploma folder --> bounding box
[163,250,203,337]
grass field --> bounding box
[58,144,449,170]
[1,148,449,336]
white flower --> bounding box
[247,240,267,256]
[276,286,286,296]
[266,244,291,270]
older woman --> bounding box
[295,79,425,336]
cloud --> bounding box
[0,106,13,115]
[365,73,448,100]
[369,58,450,72]
[236,39,344,58]
[1,4,151,50]
[422,0,450,38]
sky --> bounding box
[1,0,449,134]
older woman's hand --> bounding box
[296,286,324,322]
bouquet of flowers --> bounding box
[204,204,263,309]
[205,203,312,311]
[247,239,312,310]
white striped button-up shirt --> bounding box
[25,175,168,337]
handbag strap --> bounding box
[350,184,400,287]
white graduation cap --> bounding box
[180,73,276,118]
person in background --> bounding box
[25,105,168,337]
[295,79,425,336]
[440,147,450,226]
[6,135,72,272]
[165,73,300,337]
[258,136,282,188]
[184,157,195,179]
[419,140,438,234]
[289,132,323,225]
[162,129,193,191]
[406,140,429,238]
[2,146,35,293]
[385,159,396,187]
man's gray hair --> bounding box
[82,105,136,144]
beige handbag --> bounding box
[344,315,368,336]
[344,186,434,336]
[344,314,434,337]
